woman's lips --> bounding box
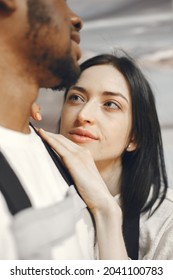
[69,128,98,143]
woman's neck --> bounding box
[95,160,122,197]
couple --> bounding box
[0,0,173,260]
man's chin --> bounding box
[51,67,80,91]
[45,52,81,91]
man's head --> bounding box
[0,0,83,89]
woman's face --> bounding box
[60,64,133,167]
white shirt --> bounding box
[0,126,95,259]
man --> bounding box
[0,0,95,259]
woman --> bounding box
[32,53,173,259]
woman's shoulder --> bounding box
[165,187,173,204]
[155,187,173,217]
[139,188,173,259]
[141,187,173,223]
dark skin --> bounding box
[0,0,82,133]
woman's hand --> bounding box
[38,129,115,214]
[38,129,128,259]
[31,103,42,121]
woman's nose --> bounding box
[77,103,96,125]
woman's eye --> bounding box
[104,101,120,110]
[68,94,84,103]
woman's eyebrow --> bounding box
[103,91,129,103]
[69,85,87,94]
[69,87,129,103]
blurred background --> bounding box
[33,0,173,187]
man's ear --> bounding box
[126,138,137,152]
[0,0,16,12]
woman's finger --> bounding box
[38,129,83,155]
[31,103,42,121]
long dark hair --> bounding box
[74,53,168,218]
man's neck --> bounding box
[0,73,38,134]
[0,42,40,133]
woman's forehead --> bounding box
[76,65,130,99]
[79,64,124,83]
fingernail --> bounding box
[35,112,42,121]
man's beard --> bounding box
[49,53,80,91]
[27,0,80,90]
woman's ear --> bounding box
[126,138,137,152]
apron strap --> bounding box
[0,152,32,215]
[42,138,74,186]
[30,123,74,187]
